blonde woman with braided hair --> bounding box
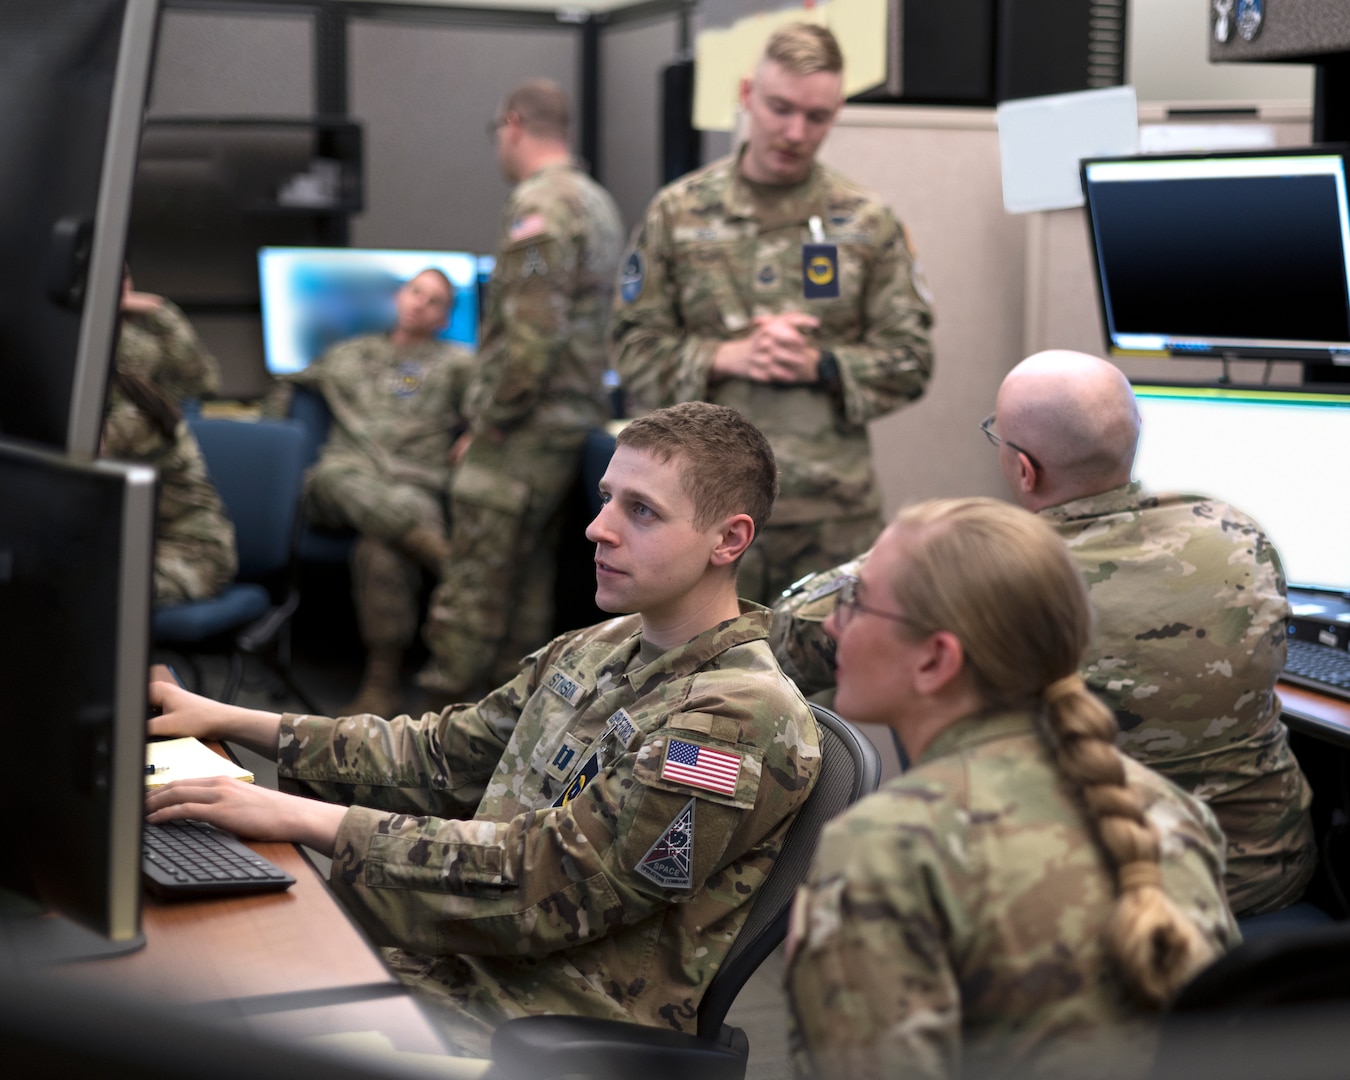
[786,498,1238,1080]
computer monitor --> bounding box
[1131,383,1350,595]
[1081,149,1350,369]
[258,246,482,377]
[0,0,160,458]
[0,439,154,964]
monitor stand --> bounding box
[0,889,145,967]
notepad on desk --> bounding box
[145,737,254,787]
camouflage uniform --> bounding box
[770,482,1317,917]
[786,709,1238,1080]
[102,386,237,606]
[276,604,820,1055]
[116,298,221,402]
[421,161,623,695]
[610,147,935,604]
[291,335,474,650]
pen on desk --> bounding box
[146,764,167,775]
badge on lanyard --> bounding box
[802,244,839,299]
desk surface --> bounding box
[1279,679,1350,748]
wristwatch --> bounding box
[815,350,840,391]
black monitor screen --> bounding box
[1082,151,1350,364]
[1132,383,1350,595]
[0,0,158,458]
[0,440,154,962]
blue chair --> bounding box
[488,704,882,1080]
[286,384,357,566]
[152,417,320,712]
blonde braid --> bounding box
[1042,678,1216,1006]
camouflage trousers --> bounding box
[736,511,884,608]
[304,453,447,542]
[420,429,588,697]
[154,528,237,606]
[304,455,448,650]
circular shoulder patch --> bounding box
[620,249,645,304]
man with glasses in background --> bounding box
[771,349,1316,920]
[610,22,935,607]
[419,78,623,705]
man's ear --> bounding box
[1015,450,1038,500]
[913,630,966,696]
[710,513,755,568]
[738,76,754,112]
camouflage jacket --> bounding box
[101,391,237,605]
[770,483,1316,916]
[276,604,820,1035]
[786,709,1238,1080]
[466,161,623,439]
[290,334,475,492]
[116,298,220,402]
[610,148,934,526]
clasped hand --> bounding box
[715,311,821,384]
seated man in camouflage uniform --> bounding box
[102,270,237,605]
[772,350,1315,918]
[284,268,475,718]
[147,401,821,1055]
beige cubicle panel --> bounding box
[821,104,1022,516]
[821,100,1316,518]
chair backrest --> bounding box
[1169,920,1350,1013]
[285,384,332,471]
[696,702,882,1038]
[187,417,307,582]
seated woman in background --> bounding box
[785,498,1238,1080]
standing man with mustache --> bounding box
[611,22,935,605]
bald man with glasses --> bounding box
[771,349,1316,919]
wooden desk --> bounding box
[1279,679,1350,748]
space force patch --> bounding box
[635,797,695,889]
[620,249,645,303]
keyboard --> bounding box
[1282,637,1350,704]
[142,819,296,899]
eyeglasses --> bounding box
[979,413,1042,472]
[833,574,916,632]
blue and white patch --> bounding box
[603,707,638,748]
[544,668,587,707]
[552,747,603,807]
[635,797,695,889]
[620,249,645,303]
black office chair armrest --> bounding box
[488,1014,748,1080]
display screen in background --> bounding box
[1132,384,1350,594]
[258,247,482,375]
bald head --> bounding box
[994,351,1140,509]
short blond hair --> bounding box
[762,22,844,76]
[501,78,570,141]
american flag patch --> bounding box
[661,738,741,796]
[509,213,546,241]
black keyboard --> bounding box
[1283,637,1350,704]
[142,819,296,899]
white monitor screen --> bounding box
[258,247,481,376]
[1083,151,1350,365]
[1132,383,1350,594]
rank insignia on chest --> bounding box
[635,797,695,889]
[661,738,741,796]
[802,243,839,299]
[389,363,423,397]
[755,262,778,290]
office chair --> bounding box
[1154,918,1350,1078]
[152,417,320,713]
[285,384,357,565]
[487,703,883,1080]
